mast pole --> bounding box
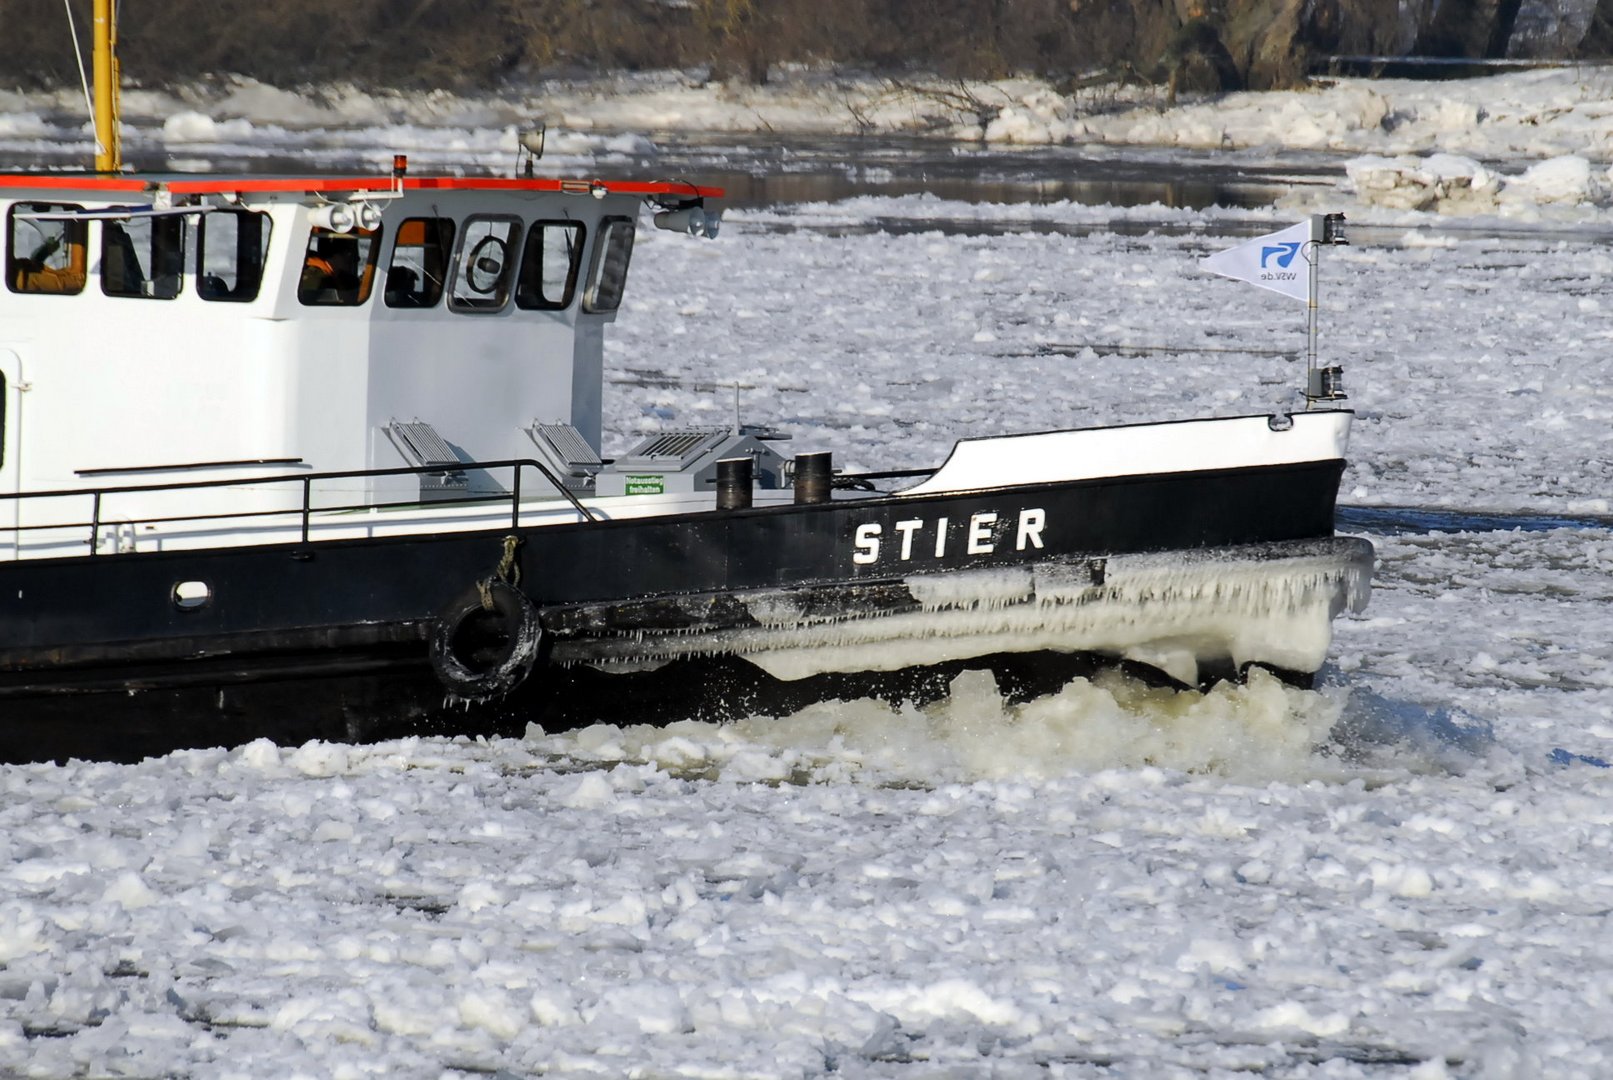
[92,0,121,172]
[1302,213,1349,408]
[1305,228,1320,410]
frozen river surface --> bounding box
[7,71,1613,1078]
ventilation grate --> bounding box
[530,422,603,469]
[619,428,730,469]
[387,419,461,469]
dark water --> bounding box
[21,129,1598,247]
[1338,504,1613,536]
[22,125,1606,247]
[635,135,1338,211]
[1,127,1339,212]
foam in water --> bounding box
[523,666,1350,786]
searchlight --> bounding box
[653,202,722,239]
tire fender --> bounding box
[428,579,543,700]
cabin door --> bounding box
[0,349,20,557]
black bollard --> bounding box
[793,451,832,505]
[716,457,753,510]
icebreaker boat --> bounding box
[0,10,1372,762]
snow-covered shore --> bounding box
[9,67,1613,217]
[4,66,1610,156]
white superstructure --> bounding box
[0,170,722,558]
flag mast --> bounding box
[1303,213,1348,409]
[1306,225,1321,378]
[1202,214,1348,410]
[92,0,121,173]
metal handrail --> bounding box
[5,490,514,534]
[0,457,599,555]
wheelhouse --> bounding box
[0,171,722,557]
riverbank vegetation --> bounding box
[0,0,1607,94]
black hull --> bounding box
[0,461,1354,763]
[1,649,1297,767]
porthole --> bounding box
[172,580,212,611]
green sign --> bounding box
[624,475,664,496]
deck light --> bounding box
[392,154,408,178]
[517,125,547,178]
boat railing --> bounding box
[0,457,596,556]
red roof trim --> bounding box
[164,177,394,194]
[0,174,150,192]
[0,174,725,199]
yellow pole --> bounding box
[92,0,121,172]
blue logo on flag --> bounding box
[1261,242,1302,269]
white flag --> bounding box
[1201,220,1314,302]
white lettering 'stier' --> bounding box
[853,508,1047,565]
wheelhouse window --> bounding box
[516,220,585,311]
[102,214,184,299]
[385,217,454,309]
[448,215,521,313]
[582,216,635,313]
[197,209,271,302]
[298,226,382,306]
[6,202,88,295]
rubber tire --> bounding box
[428,579,543,700]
